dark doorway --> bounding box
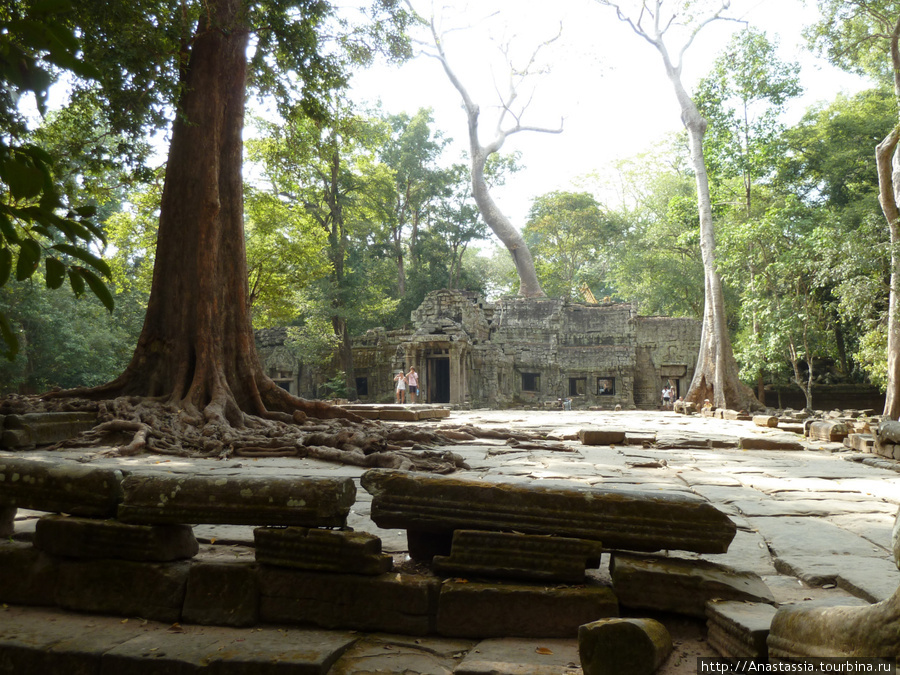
[428,357,451,403]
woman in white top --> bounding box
[394,371,407,404]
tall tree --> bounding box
[594,0,758,410]
[411,3,561,298]
[807,1,900,418]
[20,0,413,453]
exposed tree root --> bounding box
[1,394,468,473]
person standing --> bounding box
[406,366,419,404]
[394,371,407,404]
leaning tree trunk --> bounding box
[470,145,545,297]
[661,55,758,411]
[877,128,900,419]
[57,0,347,423]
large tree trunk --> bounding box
[877,128,900,419]
[59,0,347,422]
[661,54,758,411]
[470,145,544,297]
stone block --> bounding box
[0,540,58,606]
[706,600,777,659]
[723,410,752,421]
[578,428,626,445]
[258,567,440,635]
[432,529,604,584]
[34,515,198,561]
[808,420,849,443]
[117,473,355,527]
[0,457,124,517]
[253,526,392,575]
[0,505,13,537]
[738,436,804,451]
[437,579,618,638]
[610,553,774,618]
[56,558,190,623]
[578,617,672,675]
[847,433,875,452]
[753,415,779,428]
[182,561,259,627]
[0,412,97,449]
[362,469,736,556]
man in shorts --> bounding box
[406,367,419,403]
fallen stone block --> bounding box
[578,428,626,445]
[723,410,752,421]
[454,637,582,675]
[55,558,190,623]
[808,420,849,443]
[362,469,736,558]
[0,412,97,449]
[117,473,355,527]
[182,561,259,627]
[0,541,57,606]
[706,600,777,659]
[738,436,804,451]
[846,433,875,452]
[753,416,779,428]
[0,457,123,517]
[432,529,604,584]
[578,617,672,675]
[258,567,440,635]
[437,579,618,639]
[254,526,392,575]
[33,514,198,562]
[610,553,774,618]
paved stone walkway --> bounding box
[3,409,899,674]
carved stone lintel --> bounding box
[254,527,392,575]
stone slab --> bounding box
[253,526,392,575]
[0,457,123,517]
[182,561,259,627]
[739,436,804,451]
[117,473,355,527]
[753,416,779,428]
[328,635,475,675]
[0,505,13,537]
[454,638,583,675]
[362,469,737,555]
[808,420,849,443]
[610,553,774,618]
[432,529,604,583]
[258,567,440,636]
[33,515,199,561]
[55,558,190,623]
[436,580,618,639]
[705,600,777,659]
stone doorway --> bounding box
[427,356,451,403]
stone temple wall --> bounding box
[256,290,702,409]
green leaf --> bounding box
[0,248,11,286]
[3,159,45,200]
[68,268,85,296]
[45,256,65,289]
[0,213,18,244]
[52,243,112,279]
[0,312,19,361]
[15,240,41,281]
[74,204,97,218]
[77,267,115,313]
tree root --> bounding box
[9,394,463,473]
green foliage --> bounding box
[524,190,620,300]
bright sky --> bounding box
[349,0,871,226]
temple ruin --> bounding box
[258,289,702,409]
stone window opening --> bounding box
[569,377,587,397]
[521,372,541,392]
[598,378,615,395]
